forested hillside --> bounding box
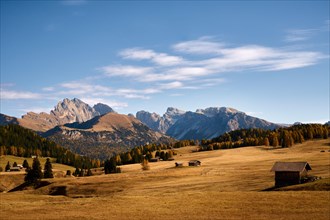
[0,124,99,169]
[204,124,329,150]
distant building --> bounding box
[10,167,21,172]
[188,160,201,166]
[271,161,312,187]
[175,162,183,167]
[150,157,160,162]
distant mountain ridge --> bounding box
[137,107,280,140]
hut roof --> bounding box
[271,162,311,172]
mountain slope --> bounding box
[44,112,173,160]
[138,107,280,140]
[136,107,186,133]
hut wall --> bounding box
[275,171,300,187]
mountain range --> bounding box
[136,107,280,140]
[1,98,281,158]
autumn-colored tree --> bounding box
[264,137,270,146]
[141,158,150,171]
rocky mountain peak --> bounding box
[165,107,185,116]
[50,98,98,124]
[93,103,115,116]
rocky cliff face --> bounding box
[138,107,280,140]
[18,98,114,132]
[136,107,185,133]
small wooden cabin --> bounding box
[175,162,183,167]
[271,162,312,187]
[149,157,160,162]
[188,160,201,166]
[10,167,21,172]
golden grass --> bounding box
[0,155,75,173]
[0,139,329,219]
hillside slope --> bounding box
[44,112,173,159]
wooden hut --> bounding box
[149,157,160,162]
[188,160,201,166]
[271,162,312,187]
[175,162,183,167]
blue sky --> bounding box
[1,0,329,124]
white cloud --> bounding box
[20,107,53,114]
[100,65,153,77]
[159,81,184,90]
[119,48,184,66]
[1,89,42,99]
[42,87,55,91]
[285,29,315,42]
[173,37,225,54]
[81,97,128,109]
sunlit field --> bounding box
[1,139,329,219]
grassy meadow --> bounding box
[0,139,329,219]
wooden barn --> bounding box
[149,157,160,162]
[188,160,201,166]
[271,162,312,187]
[175,162,183,167]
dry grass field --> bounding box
[0,139,329,219]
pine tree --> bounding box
[25,157,43,183]
[43,158,54,178]
[23,159,29,169]
[13,162,18,167]
[86,168,92,176]
[73,167,80,176]
[5,161,10,171]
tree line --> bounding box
[0,124,99,169]
[202,124,329,150]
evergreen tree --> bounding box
[5,161,10,171]
[43,158,54,178]
[23,159,29,169]
[73,167,80,177]
[79,169,85,177]
[13,162,18,167]
[86,168,92,176]
[25,157,43,183]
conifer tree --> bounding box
[5,161,10,171]
[13,162,18,167]
[25,157,43,183]
[23,159,29,169]
[86,168,92,176]
[43,158,54,178]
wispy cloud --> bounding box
[1,89,42,99]
[284,29,315,42]
[119,48,184,66]
[100,37,326,86]
[173,36,225,54]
